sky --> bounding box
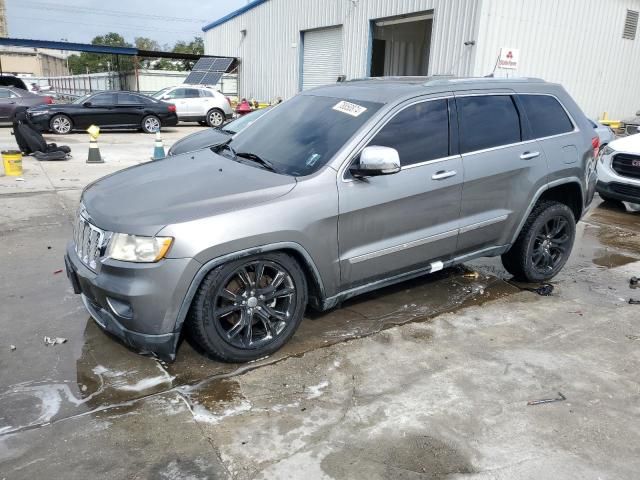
[6,0,247,48]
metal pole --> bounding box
[134,55,140,92]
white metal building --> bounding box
[203,0,640,118]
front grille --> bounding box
[73,212,108,271]
[612,153,640,180]
[610,182,640,199]
[625,124,640,136]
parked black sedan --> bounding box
[27,91,178,134]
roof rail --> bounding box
[424,76,546,86]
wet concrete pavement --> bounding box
[1,126,640,478]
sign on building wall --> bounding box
[498,47,519,70]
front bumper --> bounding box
[596,181,640,203]
[597,153,640,203]
[65,243,201,361]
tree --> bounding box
[67,32,133,74]
[134,37,160,69]
[172,37,204,70]
[65,33,205,74]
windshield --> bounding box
[226,94,381,176]
[72,94,92,104]
[223,107,271,134]
[152,87,170,99]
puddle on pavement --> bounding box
[592,251,639,269]
[320,433,475,479]
[0,265,514,436]
[4,200,639,436]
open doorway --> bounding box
[370,12,433,77]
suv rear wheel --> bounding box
[187,253,308,362]
[206,108,225,128]
[501,201,576,282]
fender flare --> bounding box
[509,177,584,245]
[171,241,326,336]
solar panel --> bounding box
[201,71,224,86]
[184,57,234,85]
[212,58,234,72]
[191,57,215,72]
[185,71,206,84]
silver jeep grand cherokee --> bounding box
[65,77,597,362]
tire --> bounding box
[501,201,576,282]
[141,115,161,133]
[187,252,308,362]
[205,108,225,128]
[49,114,73,134]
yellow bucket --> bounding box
[2,150,23,176]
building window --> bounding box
[623,9,638,40]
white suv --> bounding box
[153,85,233,127]
[596,134,640,204]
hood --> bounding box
[82,148,297,236]
[168,128,230,156]
[609,133,640,154]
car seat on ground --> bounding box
[12,108,71,161]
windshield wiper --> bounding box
[214,141,237,159]
[236,152,277,172]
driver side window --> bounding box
[368,99,450,167]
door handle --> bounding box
[520,151,540,160]
[431,170,457,180]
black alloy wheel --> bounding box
[188,253,307,362]
[530,216,572,275]
[501,201,576,282]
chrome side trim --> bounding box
[348,229,458,264]
[401,155,459,171]
[322,244,509,310]
[459,214,509,234]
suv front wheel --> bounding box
[501,201,576,282]
[187,253,308,362]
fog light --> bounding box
[106,297,133,319]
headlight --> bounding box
[29,110,49,116]
[599,145,614,163]
[106,234,173,263]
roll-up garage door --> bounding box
[302,26,343,90]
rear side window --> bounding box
[369,99,449,166]
[118,93,144,104]
[457,95,521,153]
[199,90,214,97]
[184,89,201,98]
[90,93,116,105]
[518,94,574,138]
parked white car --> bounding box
[596,133,640,204]
[152,85,233,127]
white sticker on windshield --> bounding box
[333,100,367,117]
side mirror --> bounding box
[636,110,640,117]
[350,146,401,178]
[83,101,92,107]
